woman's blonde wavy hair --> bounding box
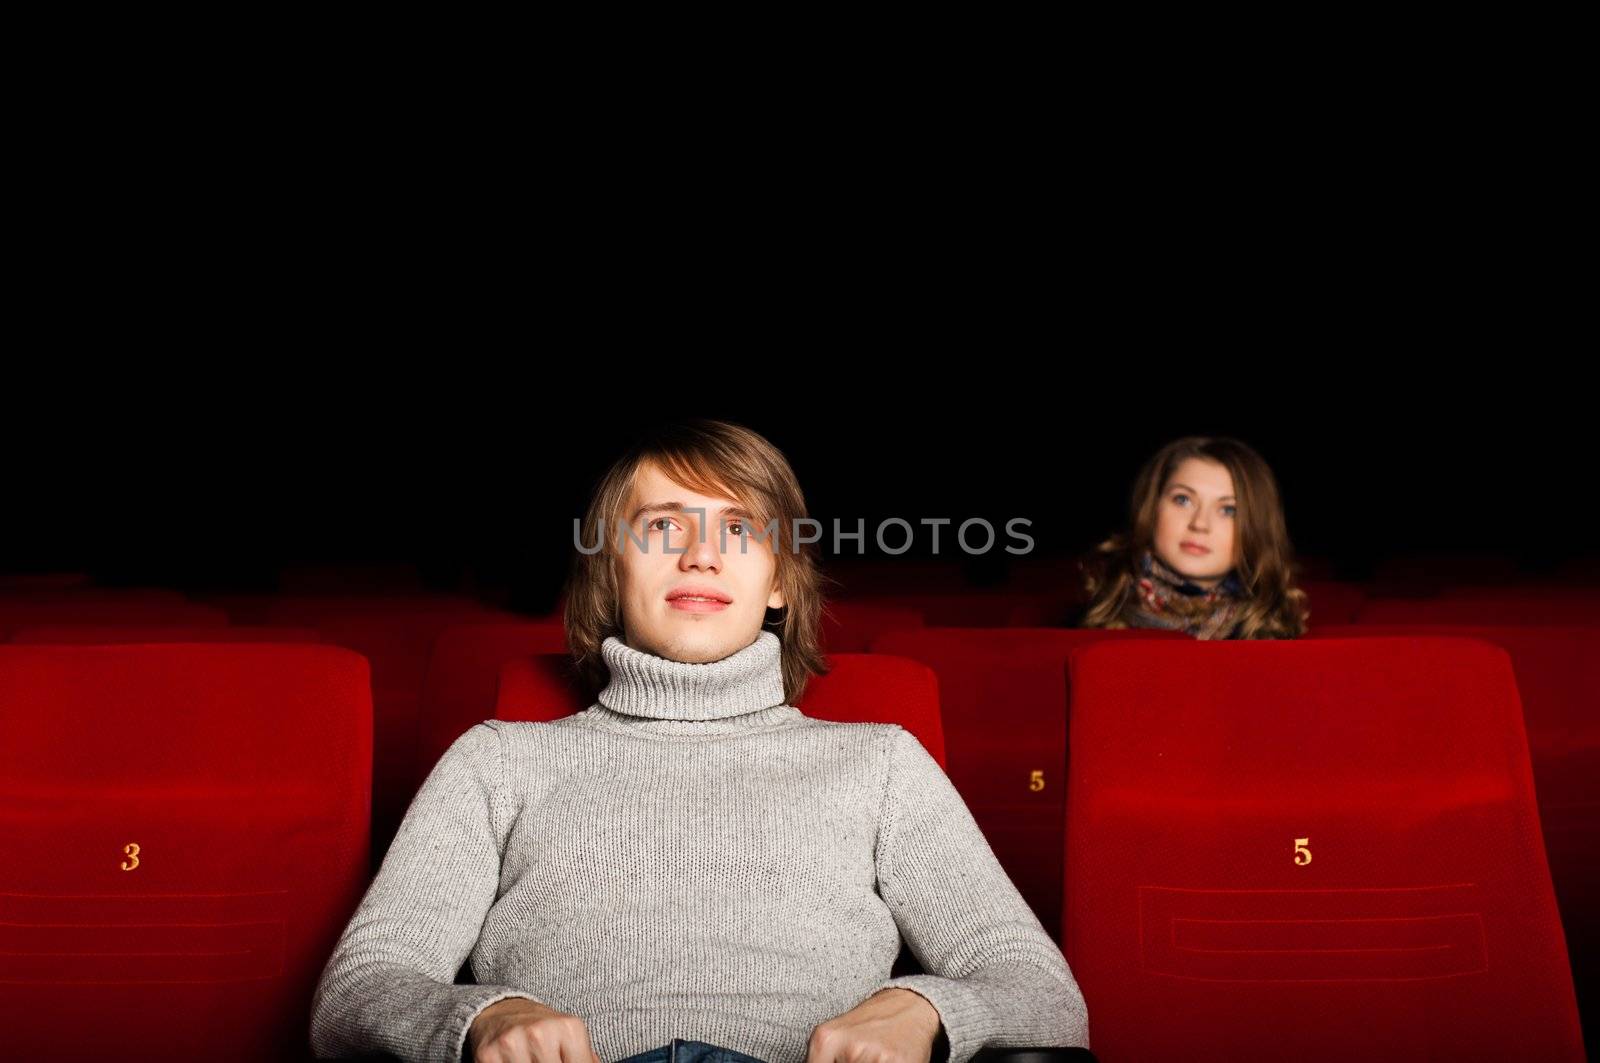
[563,419,835,703]
[1079,436,1309,639]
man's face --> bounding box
[1153,456,1238,588]
[615,460,785,663]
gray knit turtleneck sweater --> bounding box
[309,630,1089,1063]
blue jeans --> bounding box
[613,1038,769,1063]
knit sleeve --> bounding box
[874,726,1090,1063]
[309,721,542,1063]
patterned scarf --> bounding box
[1121,547,1247,640]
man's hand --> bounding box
[466,996,601,1063]
[807,987,944,1063]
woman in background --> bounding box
[1078,436,1308,639]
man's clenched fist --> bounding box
[467,996,602,1063]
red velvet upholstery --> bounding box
[491,651,945,770]
[1065,637,1584,1061]
[0,644,371,1061]
[10,624,322,644]
[1358,592,1600,626]
[819,600,925,652]
[1368,552,1526,596]
[849,591,1080,628]
[1297,579,1366,629]
[1438,584,1600,598]
[1310,623,1600,1048]
[494,653,591,722]
[274,605,515,873]
[0,599,229,639]
[822,559,979,596]
[415,621,568,795]
[194,592,505,626]
[868,627,1188,942]
[794,653,944,767]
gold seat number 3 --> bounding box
[121,843,140,871]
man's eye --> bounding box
[646,517,673,532]
[727,520,745,536]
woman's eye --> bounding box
[1221,505,1237,518]
[1172,494,1189,506]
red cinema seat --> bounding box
[195,592,506,626]
[276,604,516,874]
[1311,623,1600,1052]
[1066,637,1584,1061]
[1297,579,1366,629]
[1436,585,1600,605]
[852,591,1078,628]
[1369,551,1526,596]
[10,625,323,644]
[824,558,976,596]
[491,651,944,770]
[869,627,1188,942]
[1358,592,1600,626]
[794,653,944,768]
[0,599,229,639]
[415,621,569,794]
[0,643,371,1062]
[820,600,925,652]
[494,653,591,722]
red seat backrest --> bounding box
[1309,622,1600,1025]
[289,606,518,874]
[1066,637,1583,1061]
[415,620,568,794]
[1358,592,1600,626]
[0,643,372,1061]
[9,624,322,644]
[869,626,1188,942]
[0,599,228,639]
[819,600,925,652]
[1298,579,1367,628]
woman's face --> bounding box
[1153,457,1238,588]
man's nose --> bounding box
[678,521,722,570]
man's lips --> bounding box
[666,586,733,613]
[668,596,730,613]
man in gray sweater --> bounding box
[309,420,1090,1063]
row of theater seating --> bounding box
[2,583,1597,1059]
[7,582,1598,878]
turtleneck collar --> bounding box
[596,629,790,723]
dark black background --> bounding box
[4,371,1588,607]
[9,124,1580,604]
